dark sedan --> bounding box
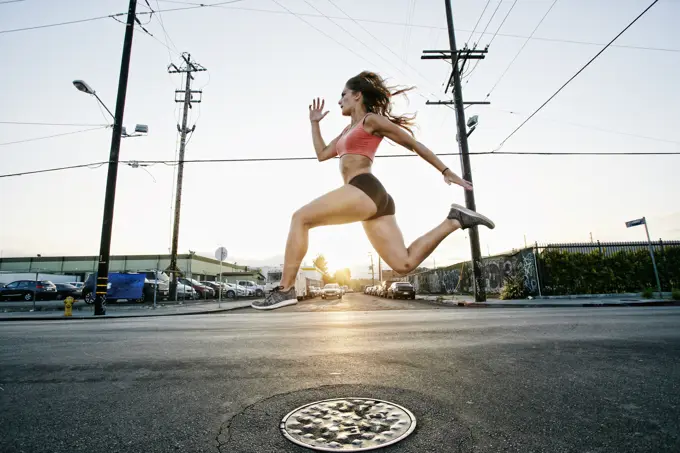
[55,283,82,300]
[0,280,58,301]
[387,282,416,300]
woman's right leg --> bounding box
[363,204,495,275]
[362,215,460,276]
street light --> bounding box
[466,115,478,137]
[73,80,148,137]
[455,115,480,141]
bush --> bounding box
[500,270,528,300]
[641,287,654,299]
[672,288,680,301]
[539,246,680,296]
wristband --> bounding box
[441,167,449,175]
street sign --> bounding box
[625,218,646,228]
[215,247,228,262]
[624,216,662,297]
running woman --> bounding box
[252,71,494,310]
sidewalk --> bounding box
[416,294,679,308]
[0,299,255,321]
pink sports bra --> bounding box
[335,113,383,161]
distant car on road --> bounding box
[387,282,416,300]
[55,283,82,300]
[0,280,58,301]
[322,283,342,300]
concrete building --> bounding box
[0,254,264,284]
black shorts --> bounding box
[348,173,395,220]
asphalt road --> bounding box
[1,294,679,453]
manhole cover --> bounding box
[280,397,416,451]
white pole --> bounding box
[643,218,663,298]
[153,269,158,309]
[532,244,542,298]
[218,260,222,308]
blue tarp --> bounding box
[107,273,145,299]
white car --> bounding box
[175,283,197,300]
[225,283,249,297]
[322,283,342,300]
[67,282,85,290]
[237,280,265,297]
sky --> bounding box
[1,0,679,278]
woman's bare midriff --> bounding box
[339,154,373,184]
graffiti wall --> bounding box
[406,248,539,295]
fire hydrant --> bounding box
[64,296,74,317]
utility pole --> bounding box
[420,0,489,302]
[378,256,382,283]
[167,53,206,300]
[93,0,137,316]
[369,253,375,286]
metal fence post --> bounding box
[533,242,542,298]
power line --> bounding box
[465,0,491,47]
[0,0,243,35]
[0,121,108,127]
[485,106,680,145]
[476,0,504,44]
[3,1,677,55]
[484,0,559,98]
[487,0,519,47]
[463,0,518,84]
[493,0,660,152]
[267,0,381,74]
[300,0,426,90]
[323,0,445,103]
[0,126,109,147]
[0,162,109,179]
[0,12,125,34]
[154,0,180,56]
[3,149,679,179]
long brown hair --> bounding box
[345,71,416,136]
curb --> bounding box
[0,304,253,322]
[457,300,679,308]
[415,296,679,308]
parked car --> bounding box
[0,280,58,301]
[321,283,342,300]
[387,282,416,300]
[179,278,215,299]
[200,281,233,299]
[175,282,198,300]
[67,282,85,290]
[143,271,170,301]
[237,280,265,297]
[376,282,389,298]
[55,283,82,300]
[224,283,246,298]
